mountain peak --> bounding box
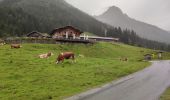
[95,5,170,44]
[108,6,122,12]
[104,6,123,15]
[98,6,124,18]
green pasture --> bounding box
[0,42,167,100]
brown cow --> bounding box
[38,52,54,59]
[56,52,75,64]
[11,44,22,49]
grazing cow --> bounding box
[11,44,22,49]
[56,52,75,64]
[38,52,54,59]
[0,42,5,46]
[120,57,128,61]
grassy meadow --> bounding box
[0,42,167,100]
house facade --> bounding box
[51,26,83,39]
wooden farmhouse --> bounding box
[51,26,83,39]
[27,31,50,38]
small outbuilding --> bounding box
[27,31,50,38]
[144,54,152,61]
[51,26,83,39]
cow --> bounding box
[11,44,22,49]
[0,42,5,46]
[56,52,75,64]
[120,57,128,61]
[38,52,54,59]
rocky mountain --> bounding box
[95,6,170,44]
[0,0,113,37]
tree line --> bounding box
[107,27,170,51]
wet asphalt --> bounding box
[66,60,170,100]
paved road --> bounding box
[66,60,170,100]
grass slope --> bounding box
[0,42,161,100]
[160,88,170,100]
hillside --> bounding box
[0,0,112,37]
[0,42,161,100]
[95,6,170,44]
[1,0,170,51]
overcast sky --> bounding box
[65,0,170,31]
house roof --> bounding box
[27,31,42,36]
[80,36,119,41]
[50,26,83,35]
[157,50,165,53]
[144,54,152,56]
[27,31,50,37]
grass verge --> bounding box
[160,88,170,100]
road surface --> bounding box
[66,60,170,100]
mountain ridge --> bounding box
[95,6,170,44]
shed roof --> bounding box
[50,26,83,35]
[144,54,152,56]
[81,36,119,41]
[158,51,165,53]
[27,31,50,37]
[27,31,42,36]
